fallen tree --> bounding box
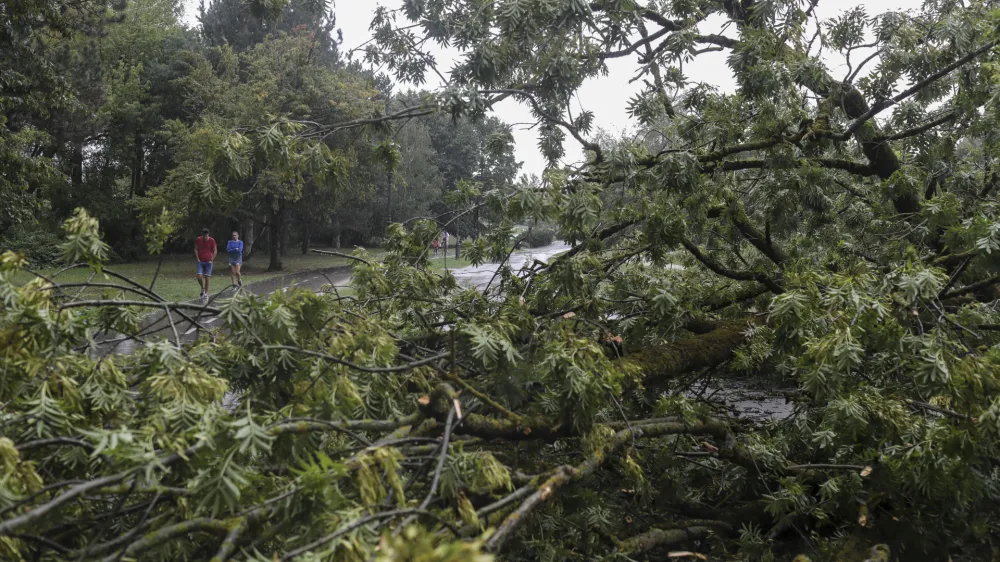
[7,0,1000,561]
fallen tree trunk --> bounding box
[618,526,712,556]
[420,320,754,439]
[620,319,753,385]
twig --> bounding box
[262,345,448,374]
[309,248,372,265]
[269,417,373,446]
[278,508,455,561]
[785,464,866,472]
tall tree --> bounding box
[14,2,1000,562]
[142,30,380,270]
[198,0,339,58]
[0,0,125,240]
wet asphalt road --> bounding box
[447,241,571,290]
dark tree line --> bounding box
[0,0,520,269]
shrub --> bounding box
[525,227,555,248]
[0,224,62,266]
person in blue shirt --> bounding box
[227,231,244,288]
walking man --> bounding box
[227,231,244,288]
[194,228,217,299]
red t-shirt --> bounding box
[195,236,216,262]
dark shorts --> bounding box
[229,257,242,266]
[196,261,213,276]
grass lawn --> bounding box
[12,247,361,303]
[426,252,474,273]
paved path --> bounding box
[95,266,353,355]
[93,242,788,420]
[447,241,571,289]
[95,242,572,355]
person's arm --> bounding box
[194,241,199,261]
[211,239,217,260]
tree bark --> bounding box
[278,206,288,257]
[386,173,394,225]
[244,218,255,261]
[618,526,711,556]
[70,141,84,186]
[301,223,311,255]
[331,214,341,249]
[131,134,143,197]
[620,319,751,386]
[267,202,283,272]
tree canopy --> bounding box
[7,0,1000,561]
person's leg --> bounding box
[204,262,212,294]
[235,263,242,286]
[196,262,205,296]
[230,264,236,286]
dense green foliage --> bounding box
[11,0,1000,561]
[0,0,519,269]
[524,226,555,248]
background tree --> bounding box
[0,0,125,251]
[18,1,1000,561]
[140,29,381,271]
[199,0,339,58]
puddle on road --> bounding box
[684,377,795,421]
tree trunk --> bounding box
[267,203,283,272]
[621,320,751,385]
[70,141,84,186]
[131,135,143,197]
[244,218,255,261]
[386,176,393,225]
[301,223,311,255]
[331,214,341,249]
[279,207,288,257]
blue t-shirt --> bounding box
[226,240,243,259]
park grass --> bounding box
[12,247,358,303]
[426,252,473,273]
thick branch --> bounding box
[483,419,732,552]
[837,40,997,142]
[702,284,772,312]
[262,345,449,374]
[727,200,788,266]
[881,110,958,142]
[620,320,752,385]
[0,445,199,537]
[679,237,783,293]
[618,526,712,556]
[102,518,230,562]
[941,275,1000,300]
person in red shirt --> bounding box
[194,228,217,299]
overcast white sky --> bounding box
[181,0,923,177]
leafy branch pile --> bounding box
[9,0,1000,561]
